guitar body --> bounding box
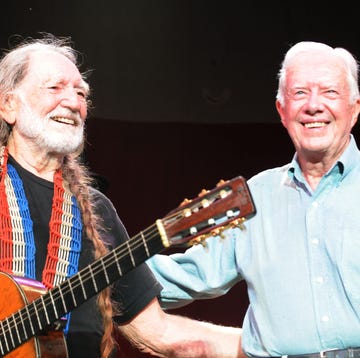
[0,272,68,358]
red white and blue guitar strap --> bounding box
[0,147,82,333]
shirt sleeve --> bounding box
[91,188,163,323]
[146,228,243,309]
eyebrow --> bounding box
[41,77,90,95]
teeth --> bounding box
[304,122,327,128]
[51,117,75,125]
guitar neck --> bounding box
[0,223,164,355]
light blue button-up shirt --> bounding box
[147,134,360,356]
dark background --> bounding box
[2,1,360,124]
[2,1,360,356]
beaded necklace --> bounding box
[0,147,82,289]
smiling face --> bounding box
[276,50,360,164]
[8,50,89,155]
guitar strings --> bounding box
[0,188,229,349]
[0,221,159,348]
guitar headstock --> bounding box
[158,176,256,247]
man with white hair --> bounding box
[148,41,360,357]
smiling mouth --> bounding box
[303,121,329,128]
[51,116,76,125]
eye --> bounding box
[288,90,307,100]
[286,88,308,100]
[326,89,337,94]
[77,90,89,102]
[323,89,340,99]
[48,85,60,91]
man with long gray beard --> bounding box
[0,34,244,358]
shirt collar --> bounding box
[287,134,360,189]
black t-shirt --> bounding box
[8,157,162,357]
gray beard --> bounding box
[16,96,85,154]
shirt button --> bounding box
[312,201,318,208]
[315,276,324,284]
[321,315,330,322]
[311,238,319,246]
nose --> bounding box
[59,87,87,121]
[304,91,324,115]
[61,86,86,114]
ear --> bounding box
[0,92,19,125]
[275,99,287,128]
[350,97,360,128]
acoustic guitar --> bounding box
[0,176,256,357]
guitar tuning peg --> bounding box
[183,208,192,217]
[201,198,210,208]
[180,198,192,206]
[199,238,208,247]
[230,217,246,231]
[216,179,226,186]
[211,227,226,239]
[219,189,228,198]
[189,235,208,247]
[198,189,209,197]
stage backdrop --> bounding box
[85,119,360,357]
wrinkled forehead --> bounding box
[285,50,349,85]
[22,50,88,90]
[287,50,347,75]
